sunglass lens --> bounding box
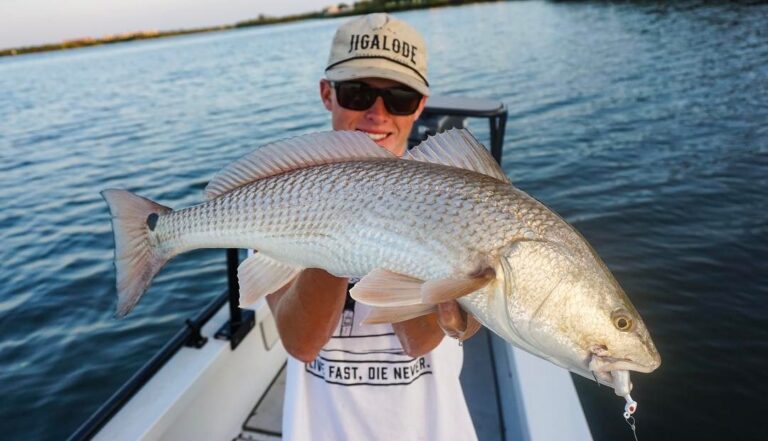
[336,82,376,111]
[384,88,422,115]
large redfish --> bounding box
[102,129,660,403]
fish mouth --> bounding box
[587,345,662,397]
[587,345,660,374]
[590,356,657,374]
[587,354,636,396]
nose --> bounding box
[365,97,389,122]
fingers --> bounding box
[462,314,481,341]
[436,301,481,342]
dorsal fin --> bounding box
[205,131,396,199]
[404,128,510,183]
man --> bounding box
[267,13,480,440]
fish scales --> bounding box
[154,159,535,280]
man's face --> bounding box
[320,77,427,156]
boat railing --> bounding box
[68,95,508,441]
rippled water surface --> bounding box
[1,2,766,440]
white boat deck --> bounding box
[236,365,285,441]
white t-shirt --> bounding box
[282,294,478,441]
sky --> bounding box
[0,0,337,49]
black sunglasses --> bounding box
[332,81,423,116]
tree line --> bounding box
[1,0,501,57]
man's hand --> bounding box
[393,300,481,357]
[436,301,481,342]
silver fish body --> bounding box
[102,129,660,397]
[157,159,527,282]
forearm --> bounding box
[267,268,348,362]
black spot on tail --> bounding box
[146,213,159,231]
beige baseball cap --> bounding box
[325,13,430,96]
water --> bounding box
[1,2,766,439]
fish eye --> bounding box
[612,311,633,332]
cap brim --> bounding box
[326,60,430,96]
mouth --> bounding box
[587,347,659,397]
[590,356,657,374]
[584,346,659,416]
[587,345,659,374]
[357,129,390,142]
[587,355,631,397]
[579,358,640,419]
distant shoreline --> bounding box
[0,0,501,58]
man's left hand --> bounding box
[436,301,481,342]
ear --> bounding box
[410,95,428,123]
[319,79,333,111]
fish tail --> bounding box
[101,189,173,318]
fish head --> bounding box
[487,239,661,395]
[571,273,662,395]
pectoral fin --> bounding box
[350,268,424,307]
[238,252,301,306]
[362,304,438,325]
[421,267,496,304]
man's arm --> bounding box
[266,268,348,362]
[267,268,481,361]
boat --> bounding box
[68,96,593,441]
